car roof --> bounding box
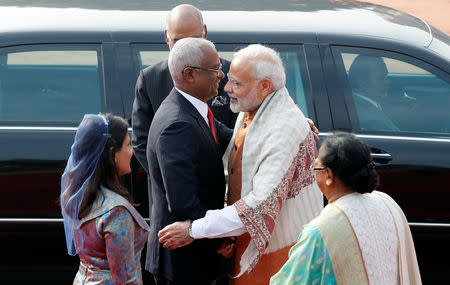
[0,0,448,60]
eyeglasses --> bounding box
[184,64,223,76]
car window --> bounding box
[0,46,103,124]
[335,49,450,136]
[138,50,169,69]
[134,46,309,116]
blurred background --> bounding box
[361,0,449,34]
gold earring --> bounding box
[326,179,332,186]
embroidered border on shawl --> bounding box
[235,134,317,272]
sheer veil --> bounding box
[60,114,109,256]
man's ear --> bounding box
[164,30,170,45]
[258,78,273,98]
[182,68,195,83]
[202,25,208,39]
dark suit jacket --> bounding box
[146,89,226,283]
[132,58,236,174]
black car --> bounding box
[1,0,449,283]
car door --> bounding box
[323,45,450,282]
[0,43,121,282]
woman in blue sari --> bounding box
[271,132,421,285]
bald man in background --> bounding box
[132,4,236,176]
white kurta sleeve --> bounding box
[191,205,247,239]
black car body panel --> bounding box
[1,1,449,283]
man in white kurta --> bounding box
[158,44,323,284]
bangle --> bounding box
[188,220,194,238]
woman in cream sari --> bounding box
[271,132,421,285]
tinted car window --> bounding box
[134,46,309,116]
[0,46,103,124]
[138,50,169,69]
[336,49,450,135]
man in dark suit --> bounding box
[132,4,236,174]
[146,37,230,284]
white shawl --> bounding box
[223,87,323,275]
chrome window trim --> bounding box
[0,218,448,228]
[319,132,450,143]
[0,126,78,131]
[0,218,151,223]
[0,126,133,132]
[0,218,65,223]
[408,222,450,228]
[2,128,448,142]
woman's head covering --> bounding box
[60,114,109,256]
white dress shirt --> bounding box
[191,205,246,239]
[176,88,209,126]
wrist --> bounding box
[187,220,194,238]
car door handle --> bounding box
[371,153,392,163]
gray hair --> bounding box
[233,44,286,90]
[168,37,216,83]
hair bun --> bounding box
[351,164,377,194]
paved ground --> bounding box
[361,0,450,35]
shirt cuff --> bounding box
[191,205,247,239]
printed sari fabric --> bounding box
[73,188,150,284]
[270,204,368,285]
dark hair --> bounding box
[78,113,134,218]
[348,55,387,89]
[320,132,378,194]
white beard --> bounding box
[228,89,261,113]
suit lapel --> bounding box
[170,90,219,149]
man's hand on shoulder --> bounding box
[296,104,319,141]
[306,118,320,141]
[158,221,194,250]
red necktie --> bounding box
[207,107,217,143]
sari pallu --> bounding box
[270,204,368,285]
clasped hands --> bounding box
[158,221,235,258]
